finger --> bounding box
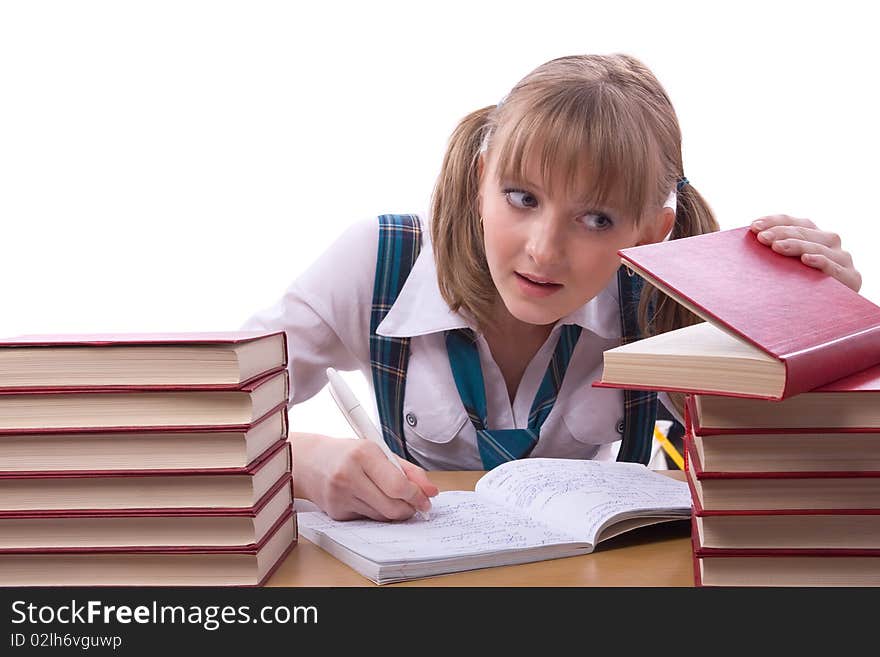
[399,459,440,498]
[755,225,842,251]
[360,454,427,518]
[349,495,408,522]
[801,253,863,292]
[350,470,419,521]
[750,215,817,232]
[324,499,376,522]
[769,239,854,268]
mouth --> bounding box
[514,272,564,297]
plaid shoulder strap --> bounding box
[369,214,422,462]
[615,265,658,464]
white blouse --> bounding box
[241,215,678,470]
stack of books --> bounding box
[685,367,880,586]
[595,227,880,586]
[0,331,296,586]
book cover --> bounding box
[596,227,880,400]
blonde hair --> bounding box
[431,53,719,336]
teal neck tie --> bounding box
[445,325,582,470]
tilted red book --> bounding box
[595,227,880,400]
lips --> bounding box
[517,272,562,286]
[514,272,563,298]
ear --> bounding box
[636,207,675,246]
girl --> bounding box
[243,54,861,521]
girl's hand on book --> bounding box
[751,215,862,292]
[292,432,438,521]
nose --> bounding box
[525,213,565,269]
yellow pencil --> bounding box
[653,426,685,470]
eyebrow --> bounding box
[501,174,615,211]
[498,174,546,194]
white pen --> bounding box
[325,367,430,521]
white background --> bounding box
[1,1,877,437]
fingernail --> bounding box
[752,220,765,230]
[759,230,772,241]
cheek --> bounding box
[482,208,520,266]
[568,248,623,299]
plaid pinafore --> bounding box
[369,214,659,467]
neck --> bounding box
[483,302,553,345]
[481,303,554,404]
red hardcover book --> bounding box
[692,487,880,550]
[689,365,880,433]
[685,435,880,512]
[685,394,880,473]
[0,440,291,513]
[0,508,297,586]
[0,368,289,434]
[0,474,294,549]
[691,516,880,586]
[0,330,288,390]
[0,404,289,472]
[595,227,880,400]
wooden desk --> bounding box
[266,470,694,587]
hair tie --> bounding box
[676,177,689,192]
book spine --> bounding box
[689,516,702,586]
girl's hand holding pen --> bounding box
[751,215,862,292]
[293,432,438,522]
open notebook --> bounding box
[298,458,692,584]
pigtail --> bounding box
[431,105,499,331]
[638,182,719,416]
[638,182,719,338]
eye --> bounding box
[503,188,538,209]
[581,212,615,231]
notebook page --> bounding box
[474,458,692,543]
[297,491,585,565]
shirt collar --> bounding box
[376,239,622,340]
[376,245,473,338]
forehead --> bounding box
[489,135,628,214]
[487,102,660,222]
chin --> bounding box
[503,298,562,327]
